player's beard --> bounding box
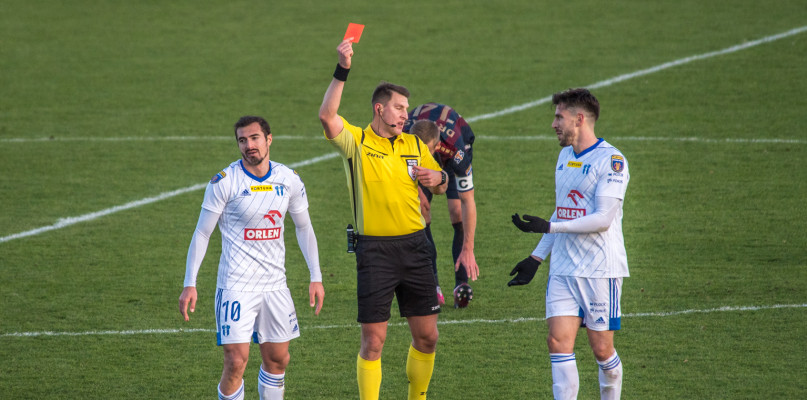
[242,147,267,166]
[557,127,576,147]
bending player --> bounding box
[404,104,480,308]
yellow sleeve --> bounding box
[325,116,358,159]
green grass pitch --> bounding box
[1,1,806,398]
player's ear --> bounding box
[266,133,273,146]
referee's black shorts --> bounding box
[355,229,441,323]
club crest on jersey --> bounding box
[453,149,465,163]
[263,210,282,225]
[611,155,625,172]
[405,158,418,180]
[210,171,226,184]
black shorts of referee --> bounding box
[355,229,441,323]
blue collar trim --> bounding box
[239,160,272,182]
[574,138,604,158]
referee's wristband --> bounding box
[333,63,350,81]
[440,171,447,185]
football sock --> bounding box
[218,380,245,400]
[258,366,285,400]
[451,222,467,286]
[406,345,436,400]
[424,223,440,286]
[550,353,579,400]
[357,354,382,400]
[597,351,623,400]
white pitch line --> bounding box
[476,136,807,145]
[3,303,804,338]
[466,24,807,123]
[0,135,322,143]
[2,25,806,244]
[5,135,805,144]
[4,25,807,145]
[0,152,340,244]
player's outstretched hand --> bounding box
[508,256,541,286]
[511,213,551,233]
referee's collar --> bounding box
[364,124,403,142]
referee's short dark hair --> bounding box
[552,88,600,121]
[371,81,410,108]
[233,116,271,139]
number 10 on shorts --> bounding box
[220,300,241,336]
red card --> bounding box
[344,23,364,43]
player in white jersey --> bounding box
[509,88,629,400]
[178,116,325,400]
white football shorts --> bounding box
[545,275,623,331]
[214,287,300,345]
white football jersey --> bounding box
[548,139,630,278]
[202,160,309,291]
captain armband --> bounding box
[456,171,474,191]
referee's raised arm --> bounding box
[319,39,353,139]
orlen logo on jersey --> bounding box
[557,207,586,220]
[263,210,282,225]
[244,228,281,241]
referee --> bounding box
[319,38,448,400]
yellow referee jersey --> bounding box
[326,117,442,236]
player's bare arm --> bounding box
[456,189,479,281]
[319,40,353,138]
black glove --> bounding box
[512,213,551,233]
[508,256,542,286]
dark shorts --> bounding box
[355,230,441,323]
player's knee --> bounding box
[591,344,615,362]
[264,352,290,373]
[223,353,249,376]
[546,334,572,353]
